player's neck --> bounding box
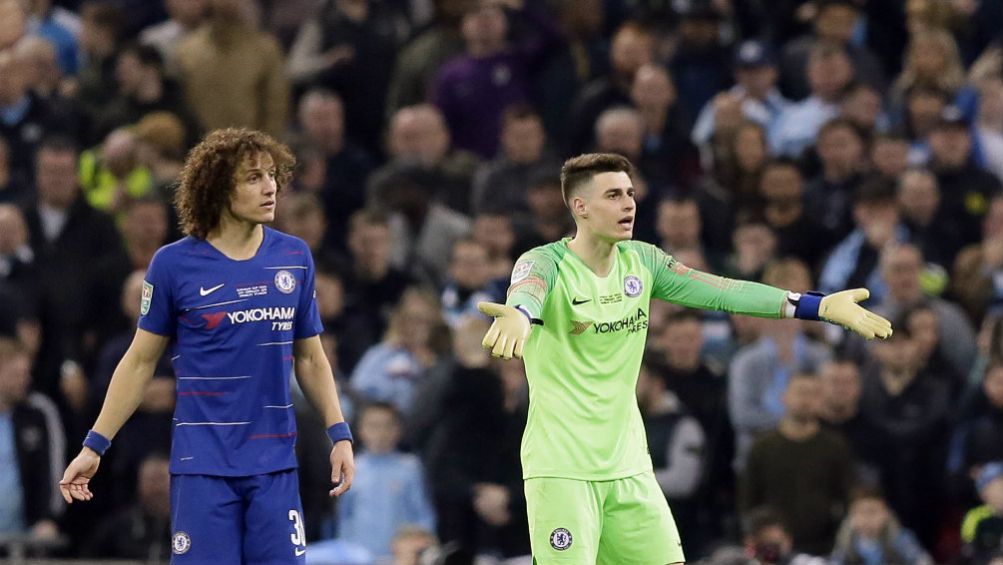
[207,219,265,261]
[568,233,617,277]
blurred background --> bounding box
[2,0,1003,563]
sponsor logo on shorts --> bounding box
[624,275,643,297]
[172,531,191,555]
[550,527,573,551]
[275,270,296,294]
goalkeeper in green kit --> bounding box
[477,153,892,565]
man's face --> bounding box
[390,109,449,166]
[501,116,544,164]
[930,126,972,169]
[871,139,909,177]
[815,5,858,43]
[226,152,277,226]
[735,65,777,99]
[898,171,940,224]
[527,182,567,221]
[854,199,899,247]
[460,4,506,47]
[656,200,700,250]
[882,246,923,302]
[573,171,635,242]
[358,407,401,453]
[300,96,344,152]
[820,362,861,412]
[906,308,939,360]
[631,64,675,110]
[908,93,946,137]
[349,221,391,272]
[843,87,882,129]
[314,272,343,320]
[784,376,822,422]
[849,498,890,539]
[473,214,513,255]
[610,27,654,79]
[596,117,643,160]
[115,51,145,95]
[807,53,852,100]
[818,126,863,175]
[734,126,767,171]
[450,241,490,290]
[35,148,79,208]
[0,53,27,106]
[0,204,27,254]
[123,201,168,249]
[661,319,703,370]
[760,166,803,227]
[873,334,919,373]
[0,352,31,404]
[286,209,326,251]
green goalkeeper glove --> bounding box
[477,302,531,359]
[793,288,892,339]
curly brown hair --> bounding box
[174,128,295,239]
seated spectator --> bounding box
[770,42,853,158]
[667,1,730,121]
[78,127,155,217]
[729,259,830,469]
[350,287,446,413]
[692,40,790,152]
[740,506,829,565]
[896,168,962,271]
[369,104,478,215]
[830,486,933,565]
[891,28,972,117]
[472,104,554,216]
[0,338,63,541]
[84,452,171,559]
[928,105,1003,246]
[440,238,505,328]
[949,363,1003,500]
[869,133,910,180]
[720,210,777,283]
[72,1,125,136]
[471,211,516,281]
[804,118,866,247]
[656,196,706,260]
[819,178,906,305]
[875,243,976,380]
[119,197,169,270]
[631,63,701,191]
[818,359,880,484]
[961,462,1003,564]
[952,196,1003,324]
[388,525,438,565]
[512,167,574,256]
[739,372,854,554]
[273,192,339,269]
[840,82,886,138]
[336,402,435,560]
[757,159,829,267]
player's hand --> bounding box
[59,448,101,504]
[477,302,531,360]
[329,440,355,497]
[819,288,893,340]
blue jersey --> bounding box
[139,228,324,476]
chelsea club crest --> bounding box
[274,270,296,294]
[624,275,643,297]
[172,531,191,555]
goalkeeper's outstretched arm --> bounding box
[479,249,557,359]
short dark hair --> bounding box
[348,208,390,234]
[665,309,703,326]
[854,175,897,206]
[742,506,788,537]
[360,400,401,421]
[818,117,862,141]
[560,153,633,204]
[502,103,541,126]
[120,42,164,73]
[37,134,79,157]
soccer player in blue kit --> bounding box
[58,128,355,564]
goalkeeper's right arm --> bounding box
[479,249,557,359]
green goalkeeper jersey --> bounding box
[506,239,788,481]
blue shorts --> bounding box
[170,469,307,565]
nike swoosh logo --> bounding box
[294,548,306,556]
[572,298,591,305]
[199,284,224,297]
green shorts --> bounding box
[524,471,684,565]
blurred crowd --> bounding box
[3,0,1003,563]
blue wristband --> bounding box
[83,430,111,456]
[792,291,825,321]
[326,422,353,445]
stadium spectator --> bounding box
[132,110,187,195]
[92,42,195,143]
[869,133,911,179]
[974,73,1003,182]
[770,42,853,158]
[14,35,65,103]
[567,20,656,154]
[293,88,374,253]
[818,359,880,484]
[22,0,79,76]
[471,105,551,215]
[0,338,63,541]
[948,363,1003,499]
[336,401,435,560]
[840,82,886,138]
[23,136,130,401]
[73,1,126,126]
[928,105,1003,246]
[952,196,1003,324]
[739,372,854,554]
[83,452,171,559]
[757,159,829,267]
[961,462,1003,564]
[175,0,289,136]
[819,178,906,304]
[830,486,933,565]
[858,319,951,545]
[728,259,831,469]
[631,63,701,191]
[384,0,467,116]
[891,28,972,114]
[511,166,573,256]
[119,197,169,270]
[138,0,207,77]
[287,0,409,154]
[740,506,829,565]
[430,0,557,159]
[655,196,706,261]
[668,0,731,120]
[423,316,530,560]
[388,525,438,565]
[273,192,339,269]
[805,118,867,247]
[351,287,445,413]
[471,210,516,280]
[78,127,154,216]
[721,210,777,282]
[370,104,478,215]
[779,0,885,101]
[896,168,961,270]
[440,238,504,328]
[692,40,789,152]
[876,243,977,380]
